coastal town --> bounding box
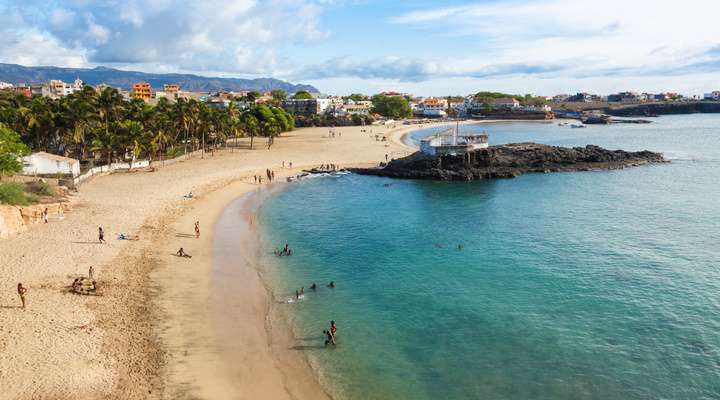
[2,0,720,398]
[2,77,719,124]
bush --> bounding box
[26,180,55,196]
[0,182,33,205]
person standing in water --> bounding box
[17,283,27,309]
[323,329,336,346]
[330,320,337,336]
[194,221,200,239]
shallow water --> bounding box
[256,115,720,399]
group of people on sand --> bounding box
[274,243,293,257]
[254,169,279,185]
[282,161,293,169]
[328,129,341,138]
[175,221,200,258]
[318,164,339,172]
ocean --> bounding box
[256,115,720,399]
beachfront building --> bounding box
[420,126,489,156]
[132,82,152,101]
[0,81,13,90]
[552,94,571,102]
[417,97,448,117]
[703,91,720,101]
[281,98,332,116]
[22,152,81,177]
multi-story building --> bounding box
[164,84,180,93]
[282,99,332,116]
[0,81,13,90]
[132,82,152,101]
[13,85,31,98]
[414,97,448,117]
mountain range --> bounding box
[0,63,319,94]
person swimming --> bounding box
[328,281,336,288]
[310,283,317,290]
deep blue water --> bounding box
[258,115,720,400]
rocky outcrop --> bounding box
[351,143,665,181]
[606,101,720,117]
[0,202,71,239]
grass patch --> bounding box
[0,182,37,205]
[25,180,56,196]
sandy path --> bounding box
[0,123,419,399]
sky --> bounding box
[0,0,718,96]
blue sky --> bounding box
[1,0,718,96]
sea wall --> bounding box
[0,202,71,239]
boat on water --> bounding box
[420,122,489,156]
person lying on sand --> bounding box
[176,248,192,258]
[118,233,140,241]
[183,191,193,199]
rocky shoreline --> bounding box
[351,143,666,181]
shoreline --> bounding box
[0,124,407,399]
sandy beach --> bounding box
[0,121,444,399]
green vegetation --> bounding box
[371,94,412,119]
[472,92,547,107]
[0,86,295,170]
[26,180,55,197]
[0,182,35,205]
[344,93,368,102]
[291,90,314,100]
[0,125,30,177]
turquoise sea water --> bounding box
[257,115,720,399]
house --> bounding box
[132,82,152,101]
[552,94,571,103]
[0,81,13,90]
[22,152,80,177]
[703,91,720,101]
[493,98,520,109]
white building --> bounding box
[23,152,81,177]
[704,91,720,101]
[415,97,448,117]
[0,81,13,90]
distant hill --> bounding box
[0,63,319,93]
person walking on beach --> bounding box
[254,175,257,184]
[271,170,275,181]
[42,208,49,223]
[17,283,27,309]
[89,266,94,280]
[194,221,200,239]
[289,161,292,168]
[98,227,106,243]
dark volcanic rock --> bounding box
[351,143,666,181]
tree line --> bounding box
[0,86,295,175]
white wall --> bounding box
[23,154,80,177]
